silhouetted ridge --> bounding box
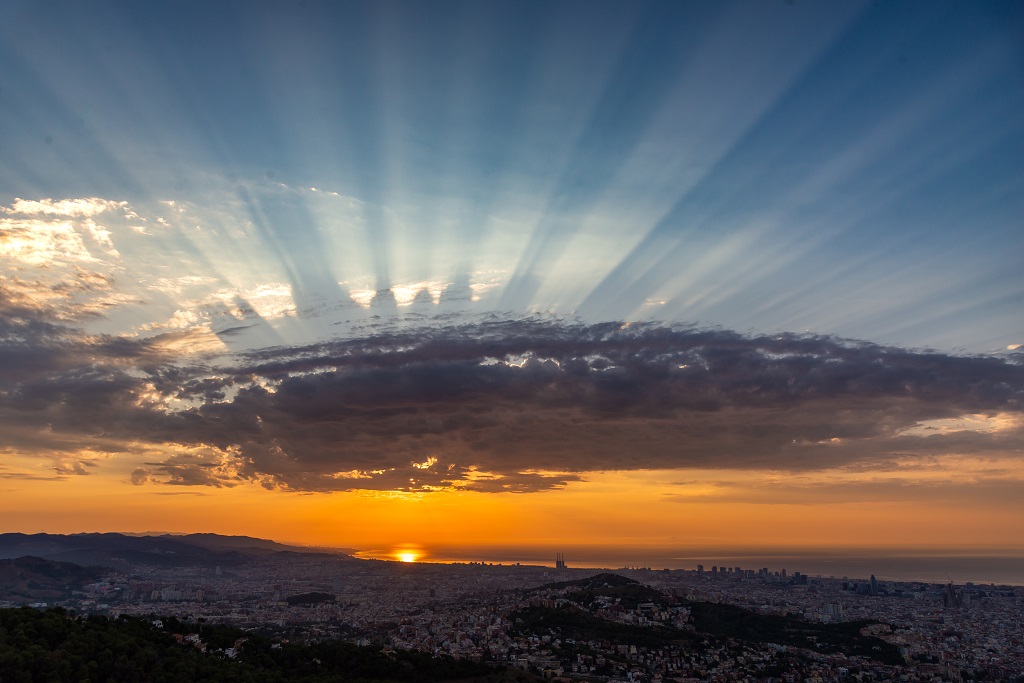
[530,572,638,593]
[0,532,349,571]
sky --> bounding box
[1,0,1023,570]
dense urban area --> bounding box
[0,533,1021,682]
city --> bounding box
[2,534,1021,682]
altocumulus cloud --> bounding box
[1,303,1021,492]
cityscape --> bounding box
[1,533,1022,681]
[1,0,1022,680]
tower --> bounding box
[942,582,962,608]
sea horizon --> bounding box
[354,546,1024,587]
[10,530,1022,587]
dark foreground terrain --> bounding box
[0,607,537,683]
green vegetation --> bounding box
[510,605,694,650]
[688,602,903,665]
[528,572,664,609]
[286,592,336,606]
[0,607,498,682]
[528,573,640,594]
[0,556,109,603]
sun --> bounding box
[389,544,425,563]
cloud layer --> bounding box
[2,286,1021,493]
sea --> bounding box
[365,547,1024,587]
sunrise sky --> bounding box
[1,1,1022,567]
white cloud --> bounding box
[3,197,125,217]
[0,218,97,266]
[146,275,219,296]
[899,413,1021,437]
[198,283,297,320]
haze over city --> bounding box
[1,0,1022,583]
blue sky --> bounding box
[2,0,1020,352]
[1,0,1023,549]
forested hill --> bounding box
[0,607,533,683]
[0,556,108,603]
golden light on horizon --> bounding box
[1,461,1023,559]
[393,545,424,563]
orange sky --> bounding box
[4,460,1022,561]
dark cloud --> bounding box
[0,471,65,481]
[130,468,150,486]
[136,449,244,488]
[53,460,96,476]
[1,316,1021,492]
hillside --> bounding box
[0,557,108,604]
[0,533,346,571]
[0,607,535,683]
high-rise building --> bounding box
[942,582,963,608]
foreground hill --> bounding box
[0,557,108,604]
[516,572,903,669]
[0,607,537,683]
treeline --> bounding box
[509,604,695,650]
[526,573,665,609]
[286,592,336,606]
[510,601,904,667]
[688,602,904,665]
[0,607,496,682]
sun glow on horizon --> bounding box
[393,546,424,563]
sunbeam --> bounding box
[1,0,1022,574]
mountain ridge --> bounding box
[0,532,353,571]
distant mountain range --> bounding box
[0,532,352,571]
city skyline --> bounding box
[1,0,1022,570]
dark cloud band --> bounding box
[1,313,1021,492]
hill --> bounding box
[0,607,529,682]
[158,533,353,556]
[0,556,108,604]
[0,533,347,572]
